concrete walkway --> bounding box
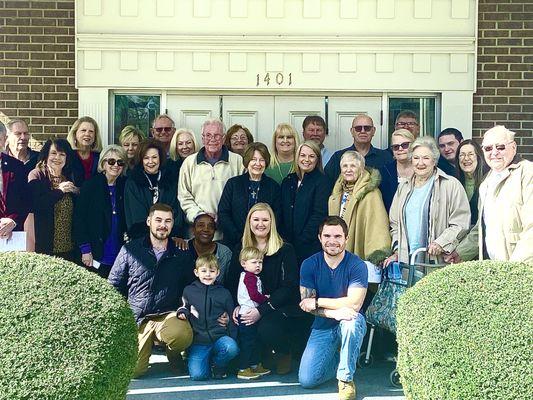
[127,352,405,400]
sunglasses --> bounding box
[482,141,513,153]
[351,125,373,133]
[391,142,411,151]
[105,158,126,167]
[153,127,173,133]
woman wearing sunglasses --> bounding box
[378,129,415,212]
[124,138,185,240]
[74,145,128,278]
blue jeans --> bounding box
[298,313,366,388]
[187,336,239,380]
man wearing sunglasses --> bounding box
[325,114,393,183]
[151,114,176,157]
[446,125,532,263]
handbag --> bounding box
[365,262,406,334]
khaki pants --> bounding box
[135,312,193,377]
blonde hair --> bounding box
[195,254,219,271]
[391,128,415,143]
[239,246,264,262]
[242,203,283,256]
[118,125,145,145]
[294,140,323,179]
[67,116,103,152]
[270,123,300,170]
[97,145,128,175]
[169,128,198,161]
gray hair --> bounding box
[98,145,128,175]
[6,118,28,133]
[483,125,516,144]
[340,150,365,171]
[409,136,440,161]
[152,114,175,128]
[201,118,225,135]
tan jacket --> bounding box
[389,168,471,264]
[329,168,391,259]
[178,147,244,231]
[457,158,533,263]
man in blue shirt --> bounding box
[298,216,368,400]
[325,114,393,183]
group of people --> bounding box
[0,111,530,400]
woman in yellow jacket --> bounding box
[328,150,391,261]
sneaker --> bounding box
[211,366,227,380]
[237,368,261,380]
[251,363,271,376]
[276,353,292,375]
[338,380,356,400]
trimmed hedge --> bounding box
[0,252,138,400]
[397,260,533,400]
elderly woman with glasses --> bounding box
[74,145,128,278]
[378,129,416,212]
[384,136,471,268]
[225,124,254,156]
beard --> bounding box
[151,228,170,240]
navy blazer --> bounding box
[218,172,281,249]
[378,161,399,212]
[0,153,29,229]
[73,173,127,261]
[280,169,331,264]
[72,151,100,187]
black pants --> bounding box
[238,316,260,369]
[257,308,313,356]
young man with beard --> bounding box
[109,203,195,377]
[298,216,368,400]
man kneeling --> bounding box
[298,216,368,400]
[109,203,195,377]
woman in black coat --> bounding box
[124,139,184,239]
[28,139,79,261]
[280,140,330,264]
[218,142,281,249]
[74,145,128,278]
[226,203,312,375]
[66,116,102,186]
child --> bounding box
[177,254,238,380]
[236,247,271,379]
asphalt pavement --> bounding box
[127,352,405,400]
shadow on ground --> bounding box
[127,351,405,400]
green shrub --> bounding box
[396,260,533,400]
[0,252,138,400]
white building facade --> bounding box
[76,0,477,149]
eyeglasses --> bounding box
[482,141,514,153]
[391,142,411,151]
[153,127,173,133]
[459,152,476,159]
[351,125,373,133]
[203,133,224,141]
[105,158,126,167]
[396,121,418,127]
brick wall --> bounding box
[474,0,532,159]
[0,0,77,146]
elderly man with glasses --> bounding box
[178,118,244,240]
[325,114,393,183]
[446,126,532,263]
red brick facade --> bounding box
[1,0,531,157]
[474,0,532,158]
[0,0,77,145]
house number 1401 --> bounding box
[256,73,292,86]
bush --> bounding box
[396,260,533,400]
[0,252,138,400]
